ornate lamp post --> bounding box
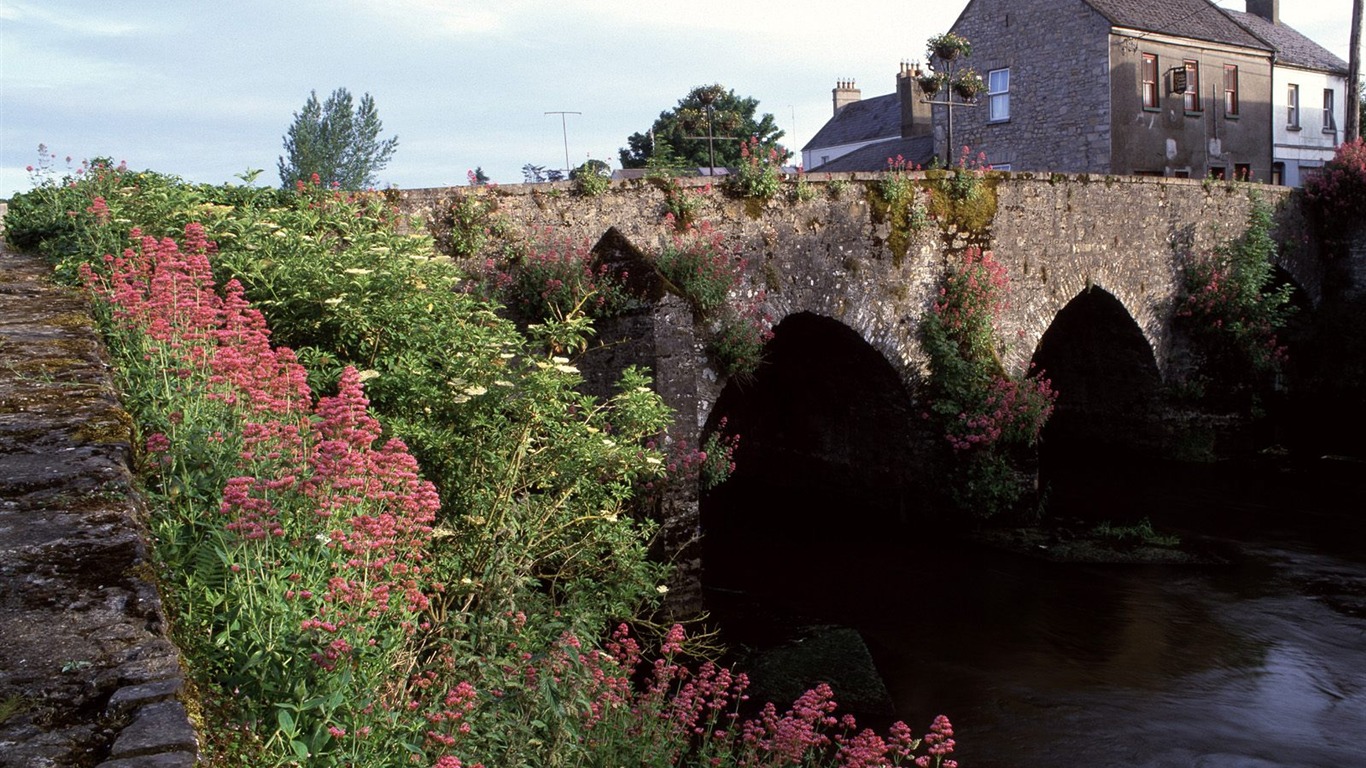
[918,33,983,166]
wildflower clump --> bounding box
[656,219,773,377]
[477,228,633,321]
[922,247,1056,517]
[1176,198,1294,408]
[1303,137,1366,250]
[727,135,785,205]
[926,146,997,237]
[874,155,932,263]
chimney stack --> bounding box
[896,61,933,138]
[1246,0,1278,24]
[833,79,861,115]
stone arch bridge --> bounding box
[398,173,1319,610]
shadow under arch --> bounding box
[700,312,930,619]
[1031,286,1164,520]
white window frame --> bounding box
[1288,83,1300,128]
[988,68,1010,122]
[1141,54,1159,109]
[1183,60,1201,112]
[1323,88,1336,131]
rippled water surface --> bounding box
[707,461,1366,767]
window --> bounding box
[1235,163,1251,181]
[1324,88,1336,131]
[990,163,1012,171]
[1288,84,1300,128]
[1223,65,1239,116]
[1209,166,1226,181]
[1183,60,1201,112]
[1272,162,1285,186]
[1142,54,1159,109]
[988,68,1010,121]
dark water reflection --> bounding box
[705,462,1366,767]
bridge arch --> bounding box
[1029,286,1166,517]
[699,311,930,602]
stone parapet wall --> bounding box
[399,172,1313,385]
[396,173,1316,612]
[0,245,197,767]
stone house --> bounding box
[1225,1,1349,186]
[801,63,937,172]
[942,0,1286,180]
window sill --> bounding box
[1287,125,1302,132]
[1225,114,1239,120]
[1184,110,1204,117]
[987,118,1011,125]
[1142,106,1160,113]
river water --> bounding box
[704,457,1366,767]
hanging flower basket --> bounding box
[952,70,985,100]
[917,72,946,96]
[928,33,971,62]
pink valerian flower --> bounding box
[914,714,957,768]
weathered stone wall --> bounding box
[943,0,1115,172]
[0,246,197,768]
[400,172,1314,390]
[397,173,1316,608]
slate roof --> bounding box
[1225,10,1349,74]
[1082,0,1270,50]
[801,93,901,152]
[809,135,935,173]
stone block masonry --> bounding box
[0,244,197,767]
[398,173,1319,612]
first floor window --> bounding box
[1183,60,1201,112]
[1142,54,1159,109]
[1288,83,1300,128]
[1223,65,1239,116]
[988,68,1010,121]
[1324,88,1336,130]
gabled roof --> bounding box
[1226,10,1349,74]
[1082,0,1271,50]
[802,93,900,152]
[808,135,935,173]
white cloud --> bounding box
[1,0,143,37]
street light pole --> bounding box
[545,111,582,175]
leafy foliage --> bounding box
[278,88,398,190]
[619,84,788,170]
[7,154,953,768]
[1303,137,1366,249]
[1176,198,1295,407]
[571,159,612,197]
[725,135,785,202]
[921,248,1056,517]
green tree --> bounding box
[618,84,788,170]
[278,87,398,189]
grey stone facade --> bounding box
[942,0,1276,180]
[942,0,1116,173]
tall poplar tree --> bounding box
[278,88,398,189]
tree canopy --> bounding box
[278,87,398,189]
[618,84,788,170]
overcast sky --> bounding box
[1,1,1356,197]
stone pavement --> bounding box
[0,243,197,767]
